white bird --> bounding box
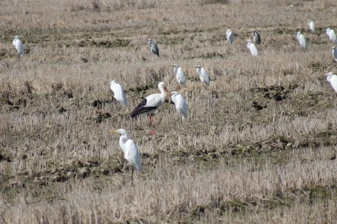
[148,39,159,57]
[196,65,210,86]
[325,72,337,93]
[130,82,170,125]
[111,129,142,184]
[110,80,127,105]
[332,46,337,62]
[173,64,186,88]
[171,91,188,123]
[12,36,24,57]
[296,31,308,49]
[307,20,316,32]
[326,28,337,43]
[252,31,261,45]
[226,29,234,44]
[247,40,258,56]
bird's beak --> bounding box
[165,87,170,94]
[110,129,118,134]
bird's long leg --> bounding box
[180,115,183,125]
[131,166,134,186]
[149,114,153,126]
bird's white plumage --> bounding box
[196,65,210,86]
[144,82,169,108]
[326,28,337,43]
[114,129,142,172]
[171,91,188,121]
[226,29,234,44]
[12,36,24,56]
[297,31,307,49]
[110,80,127,105]
[332,46,337,62]
[173,64,186,88]
[247,40,258,56]
[307,20,315,32]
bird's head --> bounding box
[247,39,252,42]
[158,82,170,94]
[173,64,178,67]
[171,91,178,96]
[110,80,116,85]
[332,46,336,49]
[110,129,128,136]
[326,28,330,31]
[195,65,201,69]
[14,36,19,39]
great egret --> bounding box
[325,72,337,93]
[247,40,258,56]
[148,39,159,57]
[12,36,24,58]
[171,91,188,124]
[296,31,308,49]
[252,31,261,45]
[111,129,142,184]
[173,64,186,88]
[326,28,337,43]
[110,80,127,105]
[307,20,316,32]
[196,65,210,86]
[226,29,234,44]
[130,82,170,124]
[332,46,337,62]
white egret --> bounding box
[12,36,24,58]
[148,39,159,57]
[307,20,316,32]
[196,65,210,86]
[110,80,127,105]
[252,31,261,45]
[173,64,186,88]
[111,129,142,184]
[247,40,258,56]
[226,29,234,44]
[325,72,337,94]
[332,46,337,62]
[171,91,188,124]
[326,28,337,43]
[130,82,170,125]
[296,31,308,49]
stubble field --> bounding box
[1,0,337,223]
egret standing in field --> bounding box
[111,129,142,185]
[296,31,308,49]
[173,64,187,88]
[247,40,258,56]
[196,65,210,86]
[307,20,316,32]
[171,91,188,124]
[325,72,337,94]
[110,80,127,105]
[326,28,337,43]
[148,39,159,57]
[252,31,261,45]
[226,29,234,44]
[332,46,337,62]
[130,82,170,125]
[12,36,24,59]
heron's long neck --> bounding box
[119,135,128,153]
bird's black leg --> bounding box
[131,166,134,186]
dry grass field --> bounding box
[1,0,337,223]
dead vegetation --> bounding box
[1,0,337,223]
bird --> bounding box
[296,31,308,49]
[332,46,337,62]
[326,28,337,43]
[171,91,188,124]
[247,40,258,56]
[12,36,24,58]
[173,64,187,88]
[130,82,170,125]
[226,29,234,44]
[252,30,261,45]
[325,72,337,94]
[110,80,127,105]
[307,20,316,32]
[148,39,159,57]
[111,129,142,184]
[196,65,210,86]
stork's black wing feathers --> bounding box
[130,98,157,118]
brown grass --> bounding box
[1,0,337,223]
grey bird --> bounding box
[252,31,261,45]
[148,39,159,57]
